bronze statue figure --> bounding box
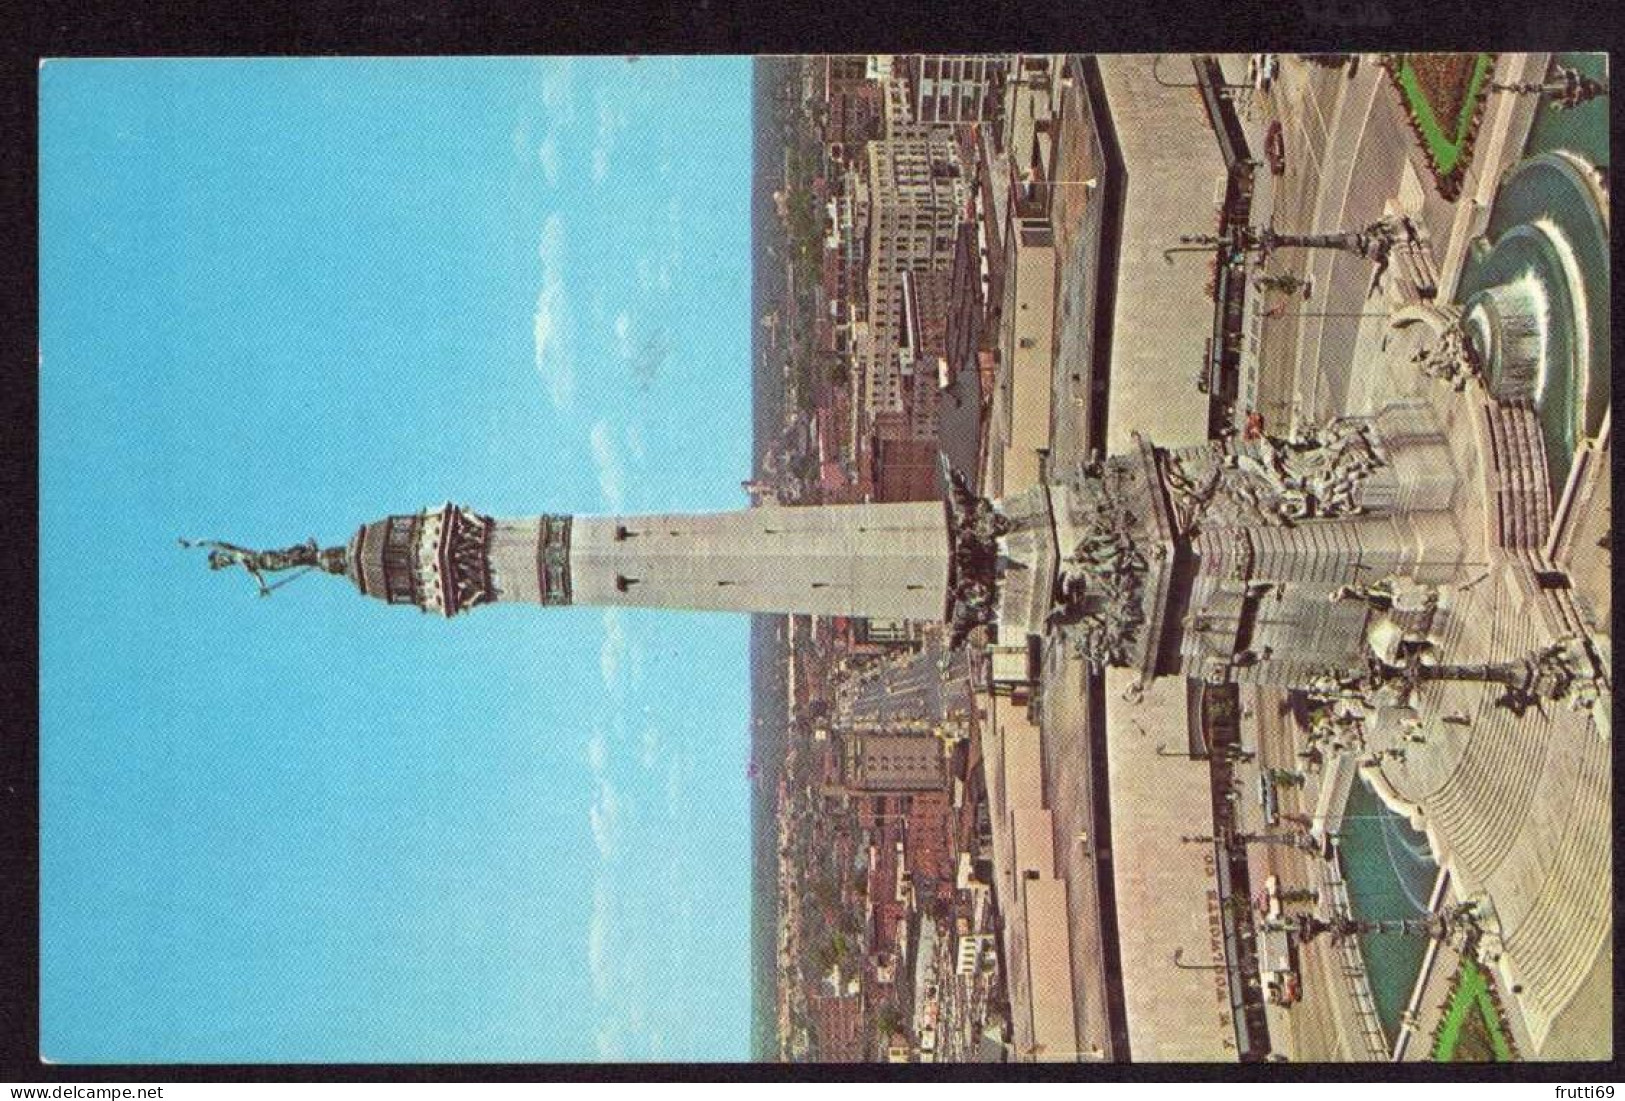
[179,536,346,597]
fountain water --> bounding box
[1463,269,1549,403]
[1455,150,1610,492]
[1340,777,1439,1045]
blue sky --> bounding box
[40,57,754,1062]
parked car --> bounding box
[1249,53,1279,93]
[1265,121,1286,176]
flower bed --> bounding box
[1431,958,1516,1061]
[1385,53,1496,200]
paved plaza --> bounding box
[1028,52,1611,1062]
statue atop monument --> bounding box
[179,537,348,597]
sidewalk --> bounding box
[1249,60,1352,430]
[1434,53,1550,303]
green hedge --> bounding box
[1431,958,1514,1061]
[1388,53,1496,200]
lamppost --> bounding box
[1150,54,1204,89]
[1276,901,1485,949]
[1491,65,1608,111]
[1164,218,1414,269]
[1151,54,1251,94]
[1254,271,1313,299]
[1183,829,1325,854]
[1017,1042,1105,1061]
[1350,636,1604,718]
[1172,947,1230,971]
[1278,310,1393,320]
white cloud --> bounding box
[599,606,629,691]
[639,724,660,769]
[536,133,561,186]
[584,712,626,862]
[624,423,646,462]
[589,781,621,861]
[591,101,627,184]
[533,214,574,410]
[595,1025,625,1061]
[613,312,634,356]
[587,882,612,997]
[540,58,575,122]
[537,212,564,269]
[597,607,643,702]
[589,420,626,513]
[633,256,673,293]
[532,287,572,409]
[609,312,669,389]
[632,197,685,292]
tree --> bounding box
[873,1004,905,1039]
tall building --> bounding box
[841,731,947,792]
[824,56,882,164]
[859,126,966,423]
[199,388,1589,702]
[823,166,869,355]
[198,344,1610,1058]
[324,500,953,623]
[899,55,1009,126]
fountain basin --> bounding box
[1455,151,1609,492]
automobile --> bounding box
[1265,120,1286,176]
[1250,53,1279,93]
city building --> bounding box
[957,933,995,976]
[824,55,883,164]
[842,731,948,793]
[1002,55,1062,163]
[858,126,967,424]
[867,426,941,503]
[982,180,1055,498]
[899,55,1009,127]
[810,989,866,1062]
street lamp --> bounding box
[1151,54,1251,93]
[1150,54,1202,89]
[1017,1042,1103,1062]
[1172,947,1229,971]
[1162,240,1229,265]
[1491,65,1608,111]
[1168,218,1413,267]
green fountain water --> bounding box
[1338,778,1439,1044]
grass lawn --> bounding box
[1393,53,1495,178]
[1432,959,1515,1061]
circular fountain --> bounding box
[1455,150,1610,491]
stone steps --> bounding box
[1498,732,1612,1035]
[1482,400,1555,554]
[1422,586,1548,877]
[1439,695,1543,878]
